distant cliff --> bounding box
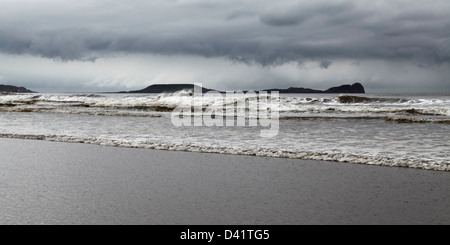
[121,83,365,94]
[264,83,365,94]
[0,84,35,93]
[125,84,216,94]
[325,83,365,93]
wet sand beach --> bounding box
[0,138,448,225]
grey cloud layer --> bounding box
[1,0,450,66]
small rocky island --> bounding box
[122,83,365,94]
[0,84,35,93]
[263,83,365,94]
[125,84,216,94]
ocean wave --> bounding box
[0,107,166,117]
[277,105,450,117]
[2,93,449,105]
[0,133,448,172]
[337,95,408,104]
[278,115,385,120]
[5,105,446,122]
[385,116,450,124]
[1,93,449,119]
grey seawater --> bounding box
[0,92,449,170]
[0,110,449,171]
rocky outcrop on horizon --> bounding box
[124,84,216,94]
[121,83,366,94]
[264,83,365,94]
[325,83,365,93]
[0,84,35,93]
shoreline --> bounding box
[0,138,449,225]
[0,134,448,172]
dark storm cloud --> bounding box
[1,0,450,66]
[259,2,353,27]
[319,60,332,69]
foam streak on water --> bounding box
[0,93,449,171]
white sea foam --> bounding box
[0,133,448,171]
[1,93,449,172]
[1,93,450,120]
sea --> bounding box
[0,92,449,171]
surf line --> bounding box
[171,83,280,138]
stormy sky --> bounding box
[0,0,449,93]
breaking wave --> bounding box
[385,116,450,124]
[1,133,448,172]
[1,93,449,120]
[1,92,449,173]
